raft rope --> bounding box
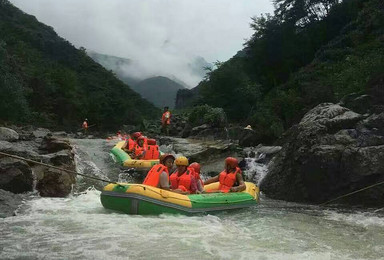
[319,180,384,206]
[0,151,116,184]
[3,151,382,208]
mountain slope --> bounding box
[133,76,186,108]
[88,51,187,108]
[0,0,159,130]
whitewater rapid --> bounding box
[1,139,384,260]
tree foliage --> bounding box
[189,0,383,141]
[0,1,159,130]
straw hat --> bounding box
[244,125,253,130]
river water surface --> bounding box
[1,139,384,260]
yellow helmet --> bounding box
[175,156,189,166]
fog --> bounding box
[10,0,274,87]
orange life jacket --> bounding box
[170,169,193,192]
[143,145,160,160]
[162,111,171,125]
[134,139,147,158]
[126,138,135,151]
[218,167,241,193]
[143,164,169,187]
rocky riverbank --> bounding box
[260,91,384,206]
[0,126,77,217]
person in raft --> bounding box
[169,156,199,194]
[161,106,171,135]
[143,154,175,189]
[204,157,246,193]
[122,132,142,152]
[131,136,147,159]
[189,162,204,193]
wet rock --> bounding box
[0,127,19,142]
[32,128,51,138]
[194,128,228,140]
[159,136,236,164]
[0,189,23,218]
[0,140,41,160]
[340,93,372,114]
[241,145,282,164]
[180,124,192,138]
[39,137,71,153]
[34,149,76,197]
[260,102,384,206]
[0,158,33,193]
[190,124,210,136]
[36,168,76,197]
[52,131,68,137]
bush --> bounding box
[188,104,227,127]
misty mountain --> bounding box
[87,51,140,86]
[132,76,186,108]
[88,51,191,108]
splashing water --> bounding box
[242,154,269,185]
[1,139,384,260]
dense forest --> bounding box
[0,0,159,130]
[177,0,384,142]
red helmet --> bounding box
[225,157,238,168]
[137,136,146,142]
[189,162,201,173]
[131,132,142,139]
[159,154,175,164]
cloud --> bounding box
[10,0,274,87]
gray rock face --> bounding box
[260,102,384,206]
[159,136,236,166]
[39,137,72,153]
[32,128,51,138]
[36,168,76,197]
[0,158,33,193]
[0,127,19,142]
[0,127,76,198]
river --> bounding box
[1,139,384,260]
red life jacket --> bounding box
[143,145,160,160]
[218,167,241,193]
[82,121,88,129]
[162,111,171,125]
[143,164,169,187]
[134,139,148,158]
[126,138,135,151]
[170,169,193,192]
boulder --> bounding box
[0,127,19,142]
[52,131,68,137]
[0,140,42,160]
[34,150,76,197]
[339,93,372,114]
[0,158,33,193]
[32,128,51,138]
[158,136,236,164]
[35,168,76,197]
[260,102,384,206]
[39,137,71,153]
[190,124,210,136]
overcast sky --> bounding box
[10,0,274,87]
